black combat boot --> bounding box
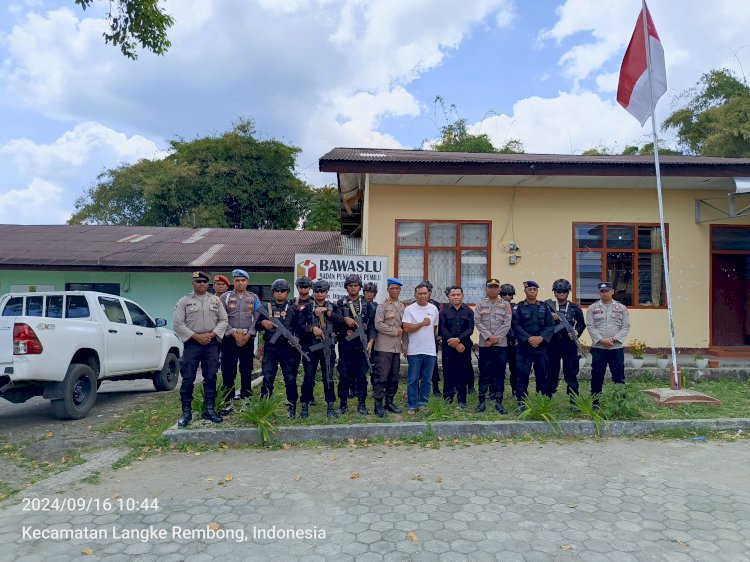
[288,404,296,418]
[310,397,317,406]
[357,401,369,415]
[300,403,309,418]
[495,395,507,415]
[202,400,223,423]
[178,402,192,427]
[475,396,486,413]
[337,400,348,415]
[385,397,401,414]
[374,399,386,418]
[327,403,339,419]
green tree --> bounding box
[75,0,173,59]
[429,96,525,154]
[303,186,341,231]
[662,69,750,157]
[69,119,310,229]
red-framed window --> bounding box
[395,220,491,304]
[573,223,668,308]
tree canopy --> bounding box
[69,120,311,229]
[75,0,173,59]
[303,186,341,231]
[662,69,750,157]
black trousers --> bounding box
[590,348,625,396]
[301,346,337,404]
[442,345,473,404]
[431,337,441,391]
[337,346,369,403]
[372,350,400,401]
[179,339,220,405]
[548,337,580,397]
[220,335,255,399]
[478,346,508,399]
[505,344,519,396]
[261,344,298,404]
[516,343,549,401]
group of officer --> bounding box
[173,269,630,425]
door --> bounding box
[711,226,750,348]
[97,296,137,374]
[123,300,162,371]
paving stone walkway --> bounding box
[1,438,749,561]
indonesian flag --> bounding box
[617,3,667,126]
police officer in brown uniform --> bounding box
[586,281,631,404]
[474,278,513,413]
[173,271,228,427]
[373,278,406,417]
[220,269,262,406]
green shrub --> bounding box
[241,394,284,446]
[425,396,456,422]
[570,393,609,437]
[602,384,650,419]
[518,394,561,434]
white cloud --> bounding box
[0,178,68,224]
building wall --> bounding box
[0,270,284,328]
[365,182,750,348]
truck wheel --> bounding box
[50,364,98,420]
[153,353,179,391]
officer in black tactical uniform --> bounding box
[257,278,301,418]
[500,283,520,398]
[511,281,554,414]
[293,279,341,419]
[335,274,376,415]
[546,279,586,399]
[293,276,317,405]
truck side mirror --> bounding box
[155,318,167,327]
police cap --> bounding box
[486,278,501,287]
[213,274,229,285]
[192,271,209,282]
[387,278,403,287]
[523,280,540,289]
[598,281,614,290]
[232,269,249,280]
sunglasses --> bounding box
[499,292,513,297]
[554,290,569,294]
[193,280,208,284]
[599,289,612,293]
[313,289,327,293]
[273,289,288,293]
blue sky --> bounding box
[0,0,748,224]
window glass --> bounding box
[26,296,44,317]
[397,222,425,246]
[712,227,750,251]
[607,225,635,249]
[398,248,424,297]
[46,296,64,318]
[461,249,487,304]
[98,297,127,324]
[460,224,488,246]
[575,251,602,305]
[638,226,663,250]
[428,249,456,302]
[637,254,665,306]
[66,295,90,318]
[2,297,23,316]
[428,223,457,247]
[65,283,121,296]
[124,301,155,328]
[606,252,634,306]
[575,224,602,249]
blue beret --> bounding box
[387,278,403,286]
[232,269,249,280]
[523,280,539,288]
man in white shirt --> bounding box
[402,283,440,414]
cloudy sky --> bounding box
[0,0,748,224]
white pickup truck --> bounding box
[0,291,183,419]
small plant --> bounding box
[191,384,227,415]
[241,394,284,446]
[517,394,561,434]
[628,339,647,359]
[656,351,669,359]
[694,353,705,361]
[601,384,650,419]
[425,395,455,422]
[570,393,609,437]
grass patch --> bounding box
[424,395,456,422]
[240,394,285,446]
[80,472,102,485]
[0,480,20,501]
[518,394,562,434]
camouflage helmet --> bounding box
[312,279,330,292]
[363,281,378,293]
[499,283,516,295]
[295,276,311,288]
[272,278,291,292]
[344,273,362,287]
[552,278,572,293]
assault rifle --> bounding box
[544,300,586,358]
[257,304,309,361]
[308,304,334,387]
[344,301,374,374]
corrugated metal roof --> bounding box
[320,148,750,176]
[0,225,342,270]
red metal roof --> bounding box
[0,225,342,271]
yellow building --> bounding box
[320,148,750,355]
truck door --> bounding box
[123,300,162,371]
[97,296,137,374]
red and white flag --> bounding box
[617,3,667,126]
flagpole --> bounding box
[641,0,679,388]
